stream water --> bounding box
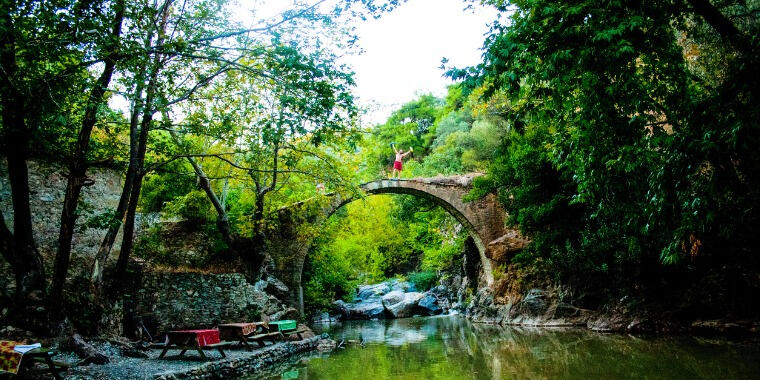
[251,315,760,379]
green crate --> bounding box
[269,320,297,331]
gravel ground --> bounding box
[63,343,288,379]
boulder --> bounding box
[270,307,299,321]
[521,288,547,315]
[381,290,405,306]
[357,283,391,301]
[332,300,349,317]
[382,291,424,318]
[417,294,442,315]
[332,299,385,320]
[351,300,386,319]
[263,276,290,300]
[486,229,530,262]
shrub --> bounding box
[408,270,438,291]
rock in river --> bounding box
[417,294,442,315]
[333,299,386,320]
[357,283,392,301]
[382,291,424,318]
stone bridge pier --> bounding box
[266,174,528,314]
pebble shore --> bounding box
[65,336,324,380]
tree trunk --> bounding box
[68,334,110,365]
[50,0,126,314]
[246,143,279,277]
[0,0,47,303]
[107,0,171,289]
[685,0,752,55]
[112,66,160,284]
[90,64,148,286]
[185,155,236,247]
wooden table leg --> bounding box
[159,344,171,359]
[178,349,187,357]
[216,347,226,358]
[195,345,207,360]
[43,354,63,380]
[240,335,252,351]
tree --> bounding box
[165,38,362,278]
[50,0,126,315]
[1,0,130,319]
[452,0,760,309]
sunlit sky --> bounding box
[109,1,498,125]
[338,0,497,124]
[243,0,498,125]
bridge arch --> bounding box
[325,178,497,284]
[269,174,522,314]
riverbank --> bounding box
[320,277,760,336]
[462,285,760,335]
[64,336,328,380]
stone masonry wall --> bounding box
[1,159,125,297]
[0,159,157,296]
[136,272,287,335]
[0,159,125,260]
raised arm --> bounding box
[401,149,412,157]
[392,144,399,154]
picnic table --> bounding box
[1,341,67,380]
[267,320,297,332]
[268,320,308,340]
[158,329,229,360]
[218,322,274,349]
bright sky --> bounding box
[341,0,498,125]
[108,1,498,125]
[241,0,498,125]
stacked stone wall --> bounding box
[136,272,285,335]
[1,159,131,298]
[0,159,126,260]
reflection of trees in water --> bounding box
[300,317,760,380]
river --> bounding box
[250,315,760,379]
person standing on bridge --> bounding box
[391,143,412,180]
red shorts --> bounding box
[393,160,402,170]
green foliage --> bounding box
[134,226,167,263]
[303,194,466,314]
[163,190,214,222]
[453,0,760,310]
[408,270,437,292]
[140,163,197,213]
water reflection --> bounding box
[248,316,760,380]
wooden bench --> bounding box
[247,332,284,347]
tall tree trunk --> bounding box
[247,143,279,277]
[50,0,126,313]
[0,0,46,302]
[102,0,172,289]
[112,53,165,284]
[112,94,155,283]
[90,64,148,286]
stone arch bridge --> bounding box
[266,174,528,314]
